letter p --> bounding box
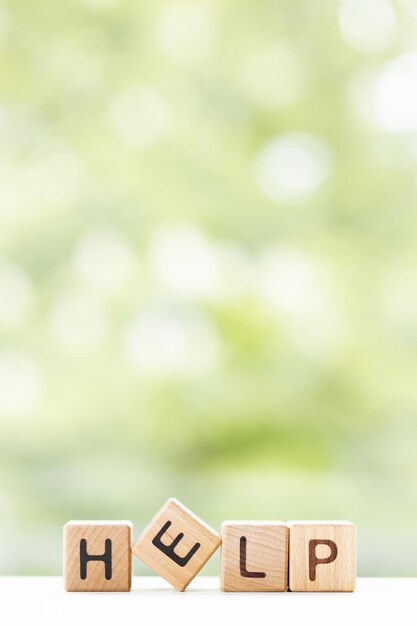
[309,539,338,582]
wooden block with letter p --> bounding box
[132,498,221,591]
[288,521,356,592]
[221,521,288,592]
[64,521,132,591]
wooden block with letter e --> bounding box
[64,521,132,591]
[221,521,288,592]
[288,521,356,592]
[132,498,221,591]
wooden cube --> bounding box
[64,521,132,591]
[132,498,221,591]
[288,521,356,592]
[221,521,288,592]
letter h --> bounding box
[80,538,112,580]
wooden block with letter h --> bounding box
[64,521,132,591]
[221,521,288,592]
[132,497,221,591]
[288,521,356,591]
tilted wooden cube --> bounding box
[221,521,288,592]
[64,521,132,591]
[288,521,356,592]
[132,498,221,591]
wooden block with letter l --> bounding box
[64,521,132,591]
[221,521,288,592]
[288,521,356,592]
[132,498,221,591]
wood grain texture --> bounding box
[221,521,288,592]
[64,521,132,591]
[288,521,356,592]
[132,498,221,591]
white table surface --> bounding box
[1,577,415,626]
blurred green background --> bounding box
[1,0,417,577]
